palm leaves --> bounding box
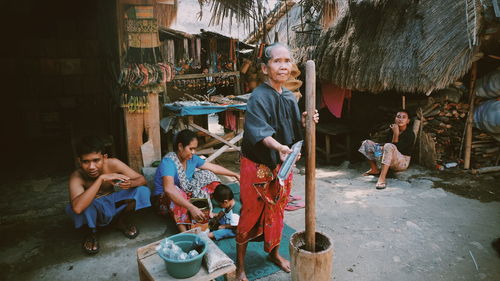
[197,0,272,32]
[199,1,339,33]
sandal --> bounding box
[120,224,139,239]
[82,232,99,255]
[288,194,302,202]
[285,201,305,211]
[375,182,387,190]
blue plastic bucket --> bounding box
[157,233,207,278]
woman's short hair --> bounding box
[174,129,197,150]
[262,42,291,65]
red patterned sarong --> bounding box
[236,156,292,252]
[158,181,219,225]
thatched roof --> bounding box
[314,0,483,94]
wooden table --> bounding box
[164,103,246,163]
[136,229,236,281]
[316,123,351,163]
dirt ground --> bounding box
[1,151,499,281]
[427,169,500,203]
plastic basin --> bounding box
[158,233,207,279]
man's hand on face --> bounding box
[390,123,399,135]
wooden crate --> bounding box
[136,228,236,281]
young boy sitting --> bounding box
[208,184,239,240]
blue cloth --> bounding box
[212,228,236,240]
[219,209,234,225]
[65,186,151,229]
[212,209,236,240]
[153,155,206,196]
[164,103,246,116]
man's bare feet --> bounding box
[82,231,99,254]
[236,269,249,281]
[268,253,291,273]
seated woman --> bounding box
[358,109,415,189]
[153,129,240,232]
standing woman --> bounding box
[236,43,319,281]
[153,129,240,232]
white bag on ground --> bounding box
[197,232,234,273]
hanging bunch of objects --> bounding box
[119,63,174,89]
[159,30,246,102]
[240,43,266,93]
[172,75,235,91]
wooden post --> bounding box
[402,95,406,110]
[464,62,477,170]
[142,93,162,167]
[124,109,145,172]
[305,60,316,252]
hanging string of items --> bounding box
[171,76,235,91]
[118,63,174,91]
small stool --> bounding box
[316,123,351,163]
[136,228,236,281]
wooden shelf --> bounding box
[172,71,240,80]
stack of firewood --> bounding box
[471,130,500,168]
[420,102,469,165]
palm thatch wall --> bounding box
[314,0,482,94]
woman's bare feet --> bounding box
[236,269,249,281]
[268,252,291,273]
[363,169,380,176]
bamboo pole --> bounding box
[464,62,477,169]
[470,166,500,175]
[305,60,316,252]
[402,95,406,110]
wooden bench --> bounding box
[136,228,236,281]
[316,123,351,163]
